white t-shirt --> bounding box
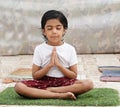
[33,42,78,77]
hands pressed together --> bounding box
[49,47,61,68]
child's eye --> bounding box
[47,27,52,30]
[56,27,62,30]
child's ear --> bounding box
[63,29,67,35]
[42,29,46,36]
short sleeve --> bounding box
[32,47,41,66]
[69,47,78,66]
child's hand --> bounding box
[49,47,61,67]
[54,47,61,67]
[48,47,55,67]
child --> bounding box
[14,10,93,100]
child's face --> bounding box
[42,19,66,46]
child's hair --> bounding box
[41,10,68,30]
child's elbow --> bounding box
[32,73,39,80]
[71,73,77,79]
[73,75,77,79]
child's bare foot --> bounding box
[66,92,76,100]
[60,92,76,100]
[47,87,76,100]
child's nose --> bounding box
[52,28,57,33]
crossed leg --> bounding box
[14,79,93,100]
[47,79,93,95]
[14,82,76,100]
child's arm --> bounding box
[53,47,78,79]
[56,63,77,79]
[32,64,52,80]
[32,47,56,80]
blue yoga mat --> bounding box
[102,70,120,77]
[98,66,120,82]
